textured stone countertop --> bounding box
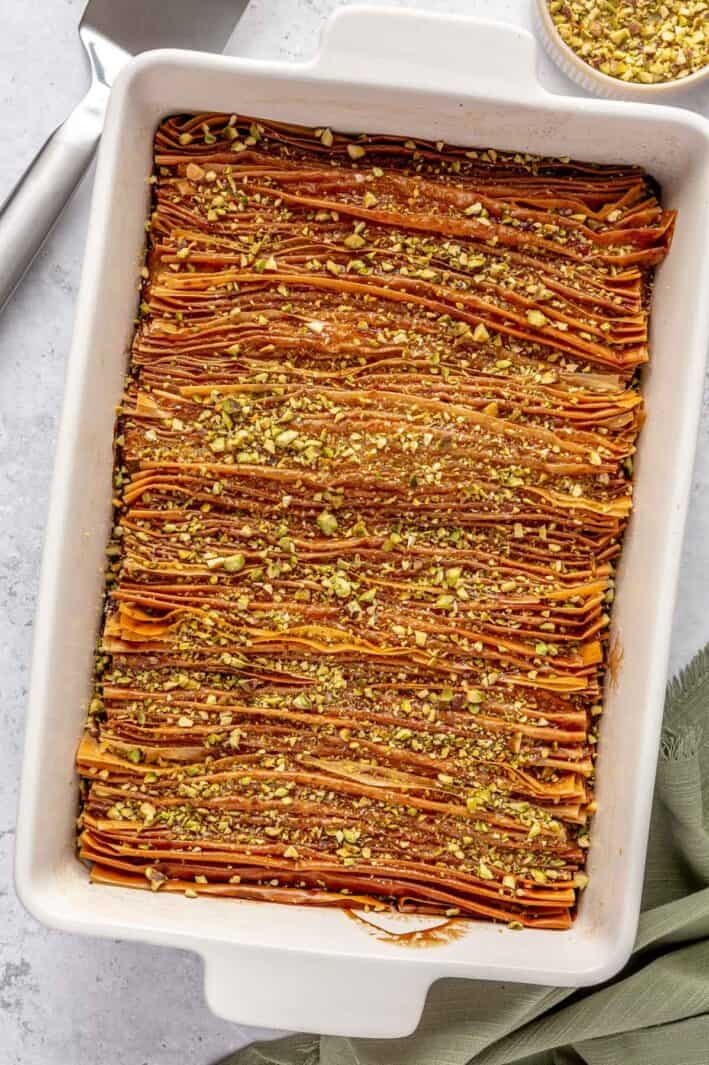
[1,1,707,1061]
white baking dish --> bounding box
[15,6,709,1039]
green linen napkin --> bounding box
[220,646,709,1065]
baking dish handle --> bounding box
[312,5,546,101]
[202,945,431,1038]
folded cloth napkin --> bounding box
[219,645,709,1065]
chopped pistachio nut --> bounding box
[223,553,246,572]
[275,429,299,448]
[316,511,338,536]
[185,162,205,181]
[526,309,548,328]
[478,860,495,880]
[145,866,167,891]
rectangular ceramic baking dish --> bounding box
[16,6,709,1039]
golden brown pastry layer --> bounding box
[76,113,674,929]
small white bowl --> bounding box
[534,0,709,101]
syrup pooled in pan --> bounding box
[345,908,469,948]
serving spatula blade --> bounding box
[80,0,242,84]
[0,0,248,312]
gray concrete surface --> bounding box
[1,1,708,1062]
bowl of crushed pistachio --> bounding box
[535,0,709,98]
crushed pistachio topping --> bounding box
[75,110,673,930]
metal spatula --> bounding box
[0,0,247,311]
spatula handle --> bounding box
[0,80,109,312]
